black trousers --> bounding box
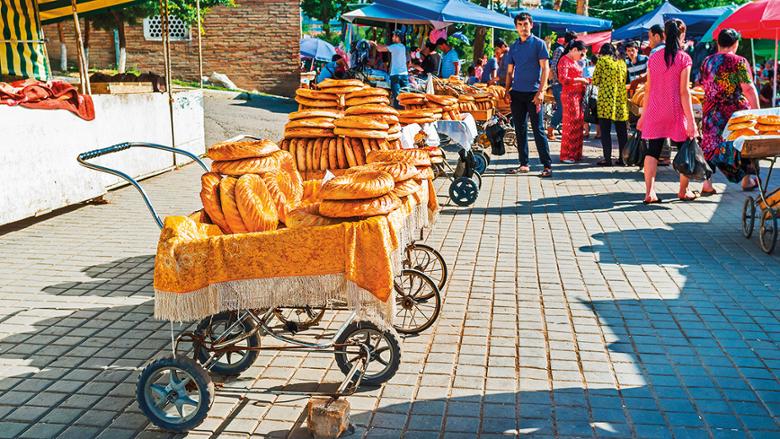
[510,90,552,168]
[598,118,628,161]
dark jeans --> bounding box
[390,74,408,109]
[550,83,563,129]
[598,118,628,161]
[510,90,552,168]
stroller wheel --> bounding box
[759,209,778,254]
[449,177,479,206]
[473,151,488,175]
[137,356,213,432]
[742,196,756,239]
[472,172,482,189]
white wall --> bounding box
[0,90,205,226]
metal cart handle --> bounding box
[77,142,210,230]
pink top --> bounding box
[641,49,693,142]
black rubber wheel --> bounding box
[404,243,448,294]
[393,269,441,334]
[137,356,214,432]
[449,177,479,206]
[472,171,482,189]
[195,312,259,376]
[759,210,778,254]
[742,196,756,239]
[473,151,488,175]
[334,321,401,386]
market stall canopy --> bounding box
[342,0,515,31]
[578,31,612,54]
[612,1,681,41]
[300,37,336,61]
[700,6,737,43]
[664,5,735,39]
[38,0,140,24]
[509,8,612,33]
[713,0,780,40]
[1,0,140,80]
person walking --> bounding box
[637,19,698,204]
[699,28,760,192]
[374,31,409,108]
[549,31,578,141]
[557,40,590,163]
[480,39,508,84]
[504,12,553,177]
[593,43,629,166]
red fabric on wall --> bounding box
[0,79,95,121]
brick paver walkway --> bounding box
[0,140,778,438]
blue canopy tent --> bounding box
[664,6,736,39]
[342,0,515,30]
[509,8,612,33]
[612,1,681,41]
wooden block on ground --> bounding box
[307,396,350,438]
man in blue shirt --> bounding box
[480,39,507,84]
[437,38,460,79]
[375,31,409,108]
[316,55,346,84]
[504,12,553,177]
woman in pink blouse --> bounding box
[637,19,699,204]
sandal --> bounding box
[643,197,662,204]
[678,191,699,201]
[539,168,553,178]
[701,189,718,197]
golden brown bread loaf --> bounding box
[346,96,391,107]
[334,128,389,139]
[334,116,390,130]
[350,138,366,165]
[284,127,336,139]
[219,176,249,233]
[345,104,400,116]
[319,192,402,218]
[728,114,757,124]
[208,139,279,161]
[285,118,337,129]
[260,170,295,223]
[318,79,365,88]
[296,88,339,101]
[277,151,303,205]
[346,88,390,100]
[235,174,279,232]
[727,121,756,131]
[345,161,419,182]
[319,86,365,94]
[294,96,341,107]
[367,149,431,167]
[416,166,435,180]
[212,151,285,176]
[200,172,232,234]
[286,202,345,228]
[728,128,758,141]
[319,170,394,200]
[392,178,422,198]
[288,109,343,120]
[758,115,780,125]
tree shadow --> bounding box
[232,94,298,115]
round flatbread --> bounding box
[235,174,279,232]
[334,116,390,130]
[319,193,402,218]
[219,176,248,233]
[344,104,400,117]
[208,139,279,161]
[758,115,780,125]
[200,172,231,234]
[288,109,343,120]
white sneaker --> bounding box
[562,159,575,164]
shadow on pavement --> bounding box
[233,94,297,115]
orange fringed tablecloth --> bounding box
[153,178,439,324]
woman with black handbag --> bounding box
[636,19,699,204]
[558,40,591,163]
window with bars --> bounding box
[143,16,191,42]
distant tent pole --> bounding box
[751,39,757,84]
[70,0,90,94]
[159,0,177,164]
[196,0,203,88]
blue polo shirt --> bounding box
[506,35,550,92]
[440,48,460,79]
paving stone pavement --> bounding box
[0,138,778,439]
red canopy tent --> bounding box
[578,31,612,54]
[714,0,780,105]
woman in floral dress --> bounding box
[592,43,629,166]
[699,28,760,192]
[558,41,590,163]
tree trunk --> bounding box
[553,0,562,11]
[57,23,67,71]
[113,11,126,73]
[83,19,90,69]
[472,0,490,63]
[576,0,589,16]
[321,2,331,38]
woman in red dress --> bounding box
[557,40,590,163]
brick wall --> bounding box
[44,0,301,96]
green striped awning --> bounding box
[38,0,138,24]
[0,0,50,80]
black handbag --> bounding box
[485,121,506,156]
[673,138,712,181]
[583,85,599,124]
[622,130,646,168]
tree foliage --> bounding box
[301,0,349,37]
